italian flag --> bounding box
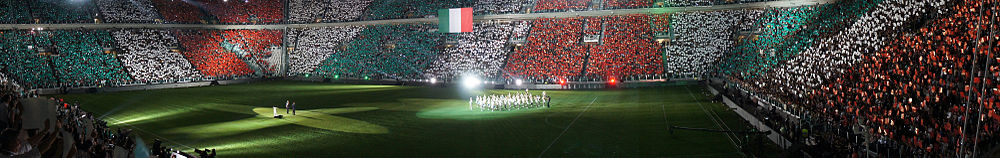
[438,8,473,33]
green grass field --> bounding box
[52,81,777,157]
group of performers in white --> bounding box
[470,90,550,111]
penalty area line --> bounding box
[538,97,597,158]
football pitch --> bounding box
[53,81,777,157]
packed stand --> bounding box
[583,18,602,37]
[807,0,996,156]
[151,0,206,23]
[604,0,652,9]
[0,76,138,157]
[112,29,203,83]
[505,18,588,81]
[474,0,526,14]
[716,0,993,156]
[722,0,881,81]
[661,0,773,7]
[287,26,363,75]
[288,0,373,23]
[195,0,284,24]
[220,30,284,75]
[30,0,98,23]
[0,0,32,24]
[96,0,160,23]
[426,21,518,80]
[49,30,132,87]
[532,0,590,12]
[314,24,443,80]
[650,13,670,35]
[0,31,58,89]
[173,30,256,78]
[664,10,759,77]
[510,20,531,40]
[583,15,664,79]
[363,0,478,21]
[762,0,948,98]
[980,0,1000,152]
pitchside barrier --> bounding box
[33,76,707,95]
[288,76,703,90]
[33,79,257,95]
[707,83,794,149]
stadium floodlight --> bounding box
[609,78,616,85]
[515,79,523,86]
[461,75,481,89]
[430,78,437,84]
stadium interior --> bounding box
[0,0,998,157]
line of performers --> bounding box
[470,90,551,111]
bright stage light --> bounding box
[515,79,523,86]
[430,78,437,84]
[462,76,481,89]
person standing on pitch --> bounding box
[292,102,297,115]
[285,100,290,114]
[546,96,551,108]
[273,105,278,117]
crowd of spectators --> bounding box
[173,30,256,78]
[426,21,517,80]
[584,14,664,79]
[665,10,759,77]
[287,26,363,75]
[650,13,670,35]
[532,0,591,12]
[49,30,132,88]
[196,0,284,24]
[505,18,588,81]
[96,0,160,23]
[583,17,602,37]
[660,0,773,7]
[58,98,136,157]
[763,0,947,98]
[0,31,58,89]
[0,0,31,24]
[714,0,1000,156]
[723,0,880,81]
[362,0,477,21]
[0,74,139,157]
[805,0,991,156]
[980,0,1000,153]
[510,20,531,40]
[220,29,283,75]
[604,0,652,9]
[474,0,526,14]
[30,0,98,23]
[288,0,373,23]
[112,29,203,83]
[151,0,206,23]
[314,24,443,80]
[0,76,219,157]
